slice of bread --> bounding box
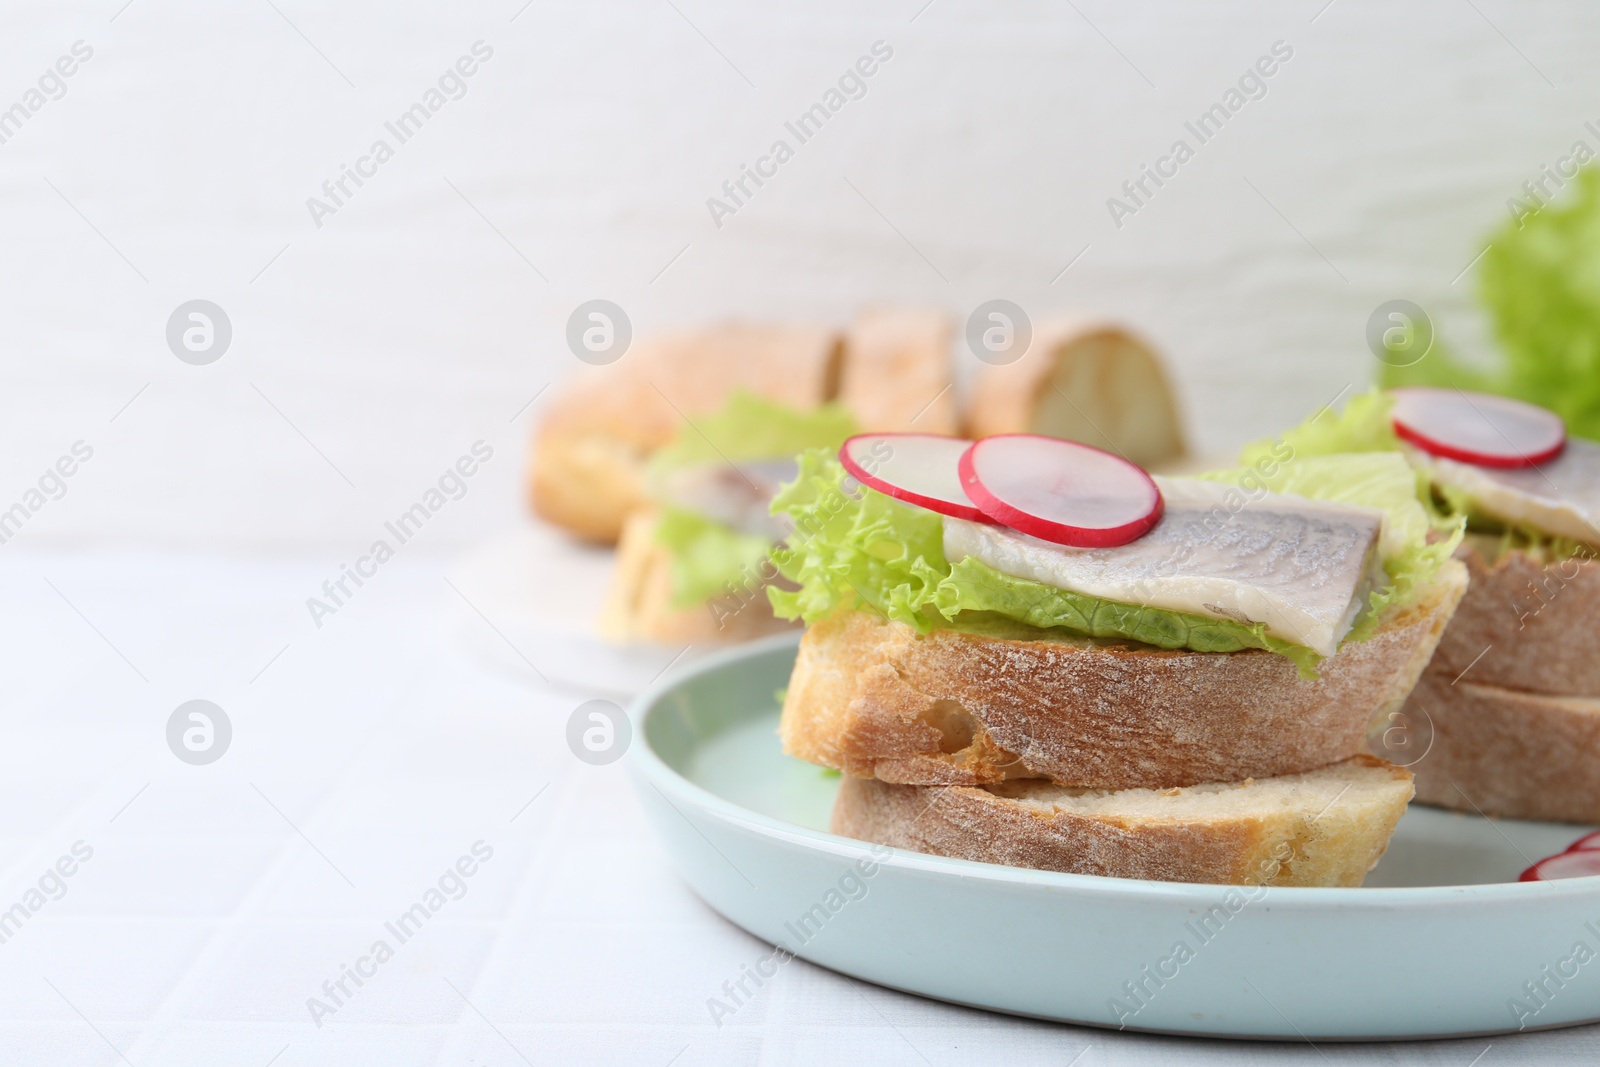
[530,323,843,544]
[965,318,1185,470]
[838,307,958,435]
[780,562,1466,791]
[1405,673,1600,823]
[1425,539,1600,697]
[598,510,796,645]
[831,755,1413,886]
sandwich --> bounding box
[530,321,843,544]
[531,309,959,546]
[598,392,856,644]
[1260,388,1600,822]
[770,431,1466,886]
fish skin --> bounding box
[652,457,798,539]
[942,478,1386,656]
[1410,439,1600,545]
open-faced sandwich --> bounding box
[771,431,1467,886]
[531,307,1192,650]
[530,309,957,545]
[599,392,856,644]
[1264,388,1600,822]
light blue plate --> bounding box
[629,633,1600,1040]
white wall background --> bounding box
[2,0,1594,555]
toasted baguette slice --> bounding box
[598,510,796,645]
[781,562,1466,790]
[1404,673,1600,823]
[531,323,842,543]
[838,307,957,435]
[832,756,1412,886]
[965,318,1185,469]
[1425,539,1600,697]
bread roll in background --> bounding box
[838,307,958,434]
[966,319,1186,470]
[529,323,841,543]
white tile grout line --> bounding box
[431,758,614,1065]
[116,659,444,1062]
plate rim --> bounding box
[628,630,1600,904]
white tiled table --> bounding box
[3,547,1596,1065]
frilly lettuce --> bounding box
[1380,165,1600,441]
[655,507,777,608]
[647,390,858,474]
[649,392,857,605]
[768,447,1453,675]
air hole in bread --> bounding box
[919,699,977,754]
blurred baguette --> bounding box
[837,306,958,434]
[966,318,1185,469]
[530,323,842,544]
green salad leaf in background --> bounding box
[768,448,1452,677]
[1381,166,1600,441]
[650,392,857,606]
[646,390,858,474]
[655,507,777,607]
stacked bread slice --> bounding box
[782,561,1466,885]
[1402,538,1600,822]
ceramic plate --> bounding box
[629,633,1600,1040]
[445,520,709,697]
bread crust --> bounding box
[530,323,842,543]
[598,510,797,645]
[1406,673,1600,823]
[1426,541,1600,696]
[965,318,1185,469]
[830,756,1413,886]
[838,307,957,434]
[780,562,1466,790]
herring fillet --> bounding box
[943,478,1387,656]
[652,457,798,539]
[1409,438,1600,545]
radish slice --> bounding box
[1566,830,1600,852]
[1391,387,1565,469]
[1520,850,1600,881]
[839,433,991,523]
[958,434,1164,548]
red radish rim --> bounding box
[838,433,992,524]
[1566,831,1600,853]
[957,434,1165,549]
[1390,388,1565,470]
[1520,850,1600,881]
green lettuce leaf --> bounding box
[1378,165,1600,441]
[769,448,1450,676]
[647,390,859,474]
[649,392,858,605]
[655,507,775,608]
